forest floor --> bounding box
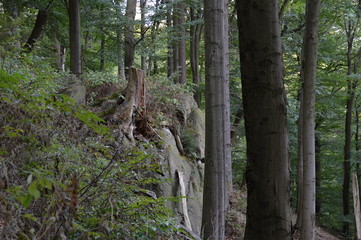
[225,186,341,240]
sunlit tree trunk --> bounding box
[201,0,231,239]
[236,0,291,239]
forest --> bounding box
[0,0,360,239]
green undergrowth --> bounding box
[0,65,187,239]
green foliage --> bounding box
[0,64,179,239]
[147,75,194,123]
[180,125,199,159]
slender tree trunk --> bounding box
[22,9,48,53]
[299,1,321,239]
[140,0,147,71]
[100,35,105,71]
[177,1,186,84]
[190,4,203,106]
[55,40,66,72]
[353,172,361,240]
[68,0,82,76]
[343,20,356,236]
[236,0,291,239]
[166,0,173,78]
[172,2,180,83]
[296,88,304,229]
[201,0,231,239]
[315,121,322,215]
[124,0,137,78]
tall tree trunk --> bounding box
[315,121,322,215]
[124,0,137,77]
[100,35,105,71]
[201,0,231,239]
[236,0,291,239]
[68,0,82,76]
[140,0,147,71]
[299,1,321,239]
[172,3,180,83]
[190,4,203,106]
[177,1,186,84]
[117,31,125,80]
[343,19,356,236]
[296,88,304,229]
[22,9,48,53]
[166,0,174,78]
[55,40,66,72]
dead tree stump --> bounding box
[113,67,146,142]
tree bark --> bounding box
[315,121,322,215]
[177,1,186,84]
[236,0,291,239]
[68,0,82,76]
[100,35,105,72]
[172,2,180,83]
[140,0,147,72]
[296,88,304,229]
[343,19,357,236]
[201,0,231,239]
[190,4,203,106]
[353,172,361,240]
[124,0,137,77]
[299,1,321,239]
[166,0,174,78]
[22,9,48,54]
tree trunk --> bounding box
[55,40,66,72]
[190,4,203,106]
[22,9,48,53]
[68,0,82,76]
[315,121,322,215]
[100,35,105,72]
[296,88,304,229]
[140,0,147,72]
[343,20,356,236]
[201,0,231,239]
[299,1,321,239]
[353,172,361,240]
[117,31,125,80]
[236,0,291,239]
[113,68,146,142]
[124,0,137,77]
[172,3,180,83]
[166,0,173,78]
[177,1,186,84]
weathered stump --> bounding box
[113,67,146,142]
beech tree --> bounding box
[298,0,321,239]
[124,0,136,76]
[236,0,291,239]
[67,0,81,76]
[201,0,231,239]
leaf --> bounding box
[22,214,38,221]
[28,182,41,199]
[20,194,33,208]
[27,174,33,185]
